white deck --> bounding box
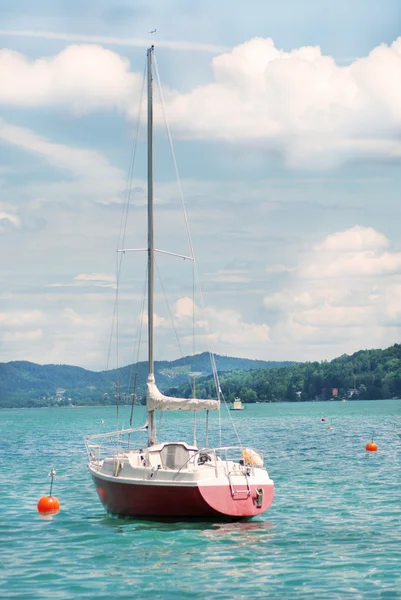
[87,441,272,489]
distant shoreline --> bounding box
[2,397,401,410]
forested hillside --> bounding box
[3,344,400,408]
[168,344,401,403]
[0,353,293,408]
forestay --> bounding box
[147,375,219,412]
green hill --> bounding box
[167,344,401,403]
[4,344,400,408]
[0,353,293,408]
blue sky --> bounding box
[1,0,401,369]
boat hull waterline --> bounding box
[90,472,274,518]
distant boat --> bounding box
[230,397,245,411]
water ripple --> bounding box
[1,401,401,598]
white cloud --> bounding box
[206,269,252,283]
[0,202,21,231]
[62,308,102,327]
[2,38,401,166]
[294,305,373,328]
[75,273,116,286]
[0,209,20,230]
[1,329,43,342]
[315,225,388,252]
[385,285,401,321]
[175,297,195,318]
[48,274,117,289]
[264,290,336,311]
[0,120,129,213]
[63,308,85,325]
[0,310,52,357]
[301,251,401,279]
[0,120,123,182]
[263,225,401,355]
[206,307,270,345]
[161,37,401,167]
[0,309,46,326]
[141,311,165,328]
[171,297,269,352]
[0,44,139,111]
[299,226,401,279]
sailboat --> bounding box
[84,46,274,519]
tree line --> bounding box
[168,344,401,402]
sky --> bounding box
[1,0,401,370]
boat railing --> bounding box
[84,426,148,464]
[190,445,265,477]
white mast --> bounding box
[144,45,219,441]
[147,45,156,446]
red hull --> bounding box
[91,473,274,519]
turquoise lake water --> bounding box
[1,400,400,599]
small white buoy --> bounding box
[100,419,104,424]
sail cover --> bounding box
[147,376,219,412]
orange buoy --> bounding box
[37,495,60,514]
[366,441,378,452]
[37,468,60,514]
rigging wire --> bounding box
[154,256,185,359]
[127,265,148,445]
[157,409,164,439]
[115,250,119,433]
[154,256,196,440]
[154,54,241,449]
[117,62,147,257]
[106,60,147,375]
[101,60,146,438]
[192,259,196,397]
[128,266,148,403]
[154,256,198,394]
[153,58,218,379]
